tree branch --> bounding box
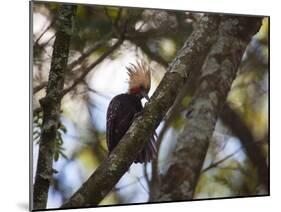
[60,14,220,208]
[33,32,113,94]
[201,147,242,173]
[221,103,268,192]
[61,38,124,96]
[130,38,169,67]
[33,5,76,210]
[67,32,114,71]
[156,16,262,202]
[33,81,48,94]
[34,15,57,47]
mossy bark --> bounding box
[33,5,76,210]
[156,16,262,201]
[60,15,220,208]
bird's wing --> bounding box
[106,94,143,153]
[106,97,122,152]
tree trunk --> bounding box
[156,16,262,202]
[33,5,76,210]
[60,15,220,209]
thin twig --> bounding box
[33,82,48,94]
[113,175,145,192]
[61,38,124,96]
[221,103,269,192]
[34,16,56,46]
[143,162,150,186]
[34,12,128,96]
[68,31,114,71]
[130,39,168,67]
[60,14,221,208]
[135,175,149,194]
[201,147,242,173]
[61,16,128,96]
[41,34,56,48]
[33,32,113,94]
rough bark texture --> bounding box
[221,103,269,193]
[33,5,76,210]
[60,15,220,208]
[156,16,262,202]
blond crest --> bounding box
[126,60,151,93]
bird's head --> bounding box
[126,60,151,101]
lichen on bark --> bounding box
[156,16,262,202]
[33,5,76,210]
[60,15,221,208]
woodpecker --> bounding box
[106,60,157,163]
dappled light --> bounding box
[32,2,268,210]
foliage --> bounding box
[32,2,268,208]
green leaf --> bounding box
[60,124,67,133]
[57,132,63,145]
[105,7,119,20]
[54,151,59,162]
[182,95,192,108]
[59,150,68,160]
[171,115,185,130]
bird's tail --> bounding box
[134,133,158,163]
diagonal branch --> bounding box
[61,38,124,96]
[34,16,128,97]
[33,32,113,94]
[201,147,242,173]
[33,37,124,118]
[129,38,169,67]
[34,15,57,47]
[221,103,269,192]
[60,14,221,208]
[67,32,114,71]
[33,81,48,94]
[33,5,76,210]
[156,16,262,202]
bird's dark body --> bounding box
[106,93,142,152]
[106,93,156,163]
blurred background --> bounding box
[32,2,268,208]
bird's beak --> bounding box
[141,90,149,101]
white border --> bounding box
[1,0,279,211]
